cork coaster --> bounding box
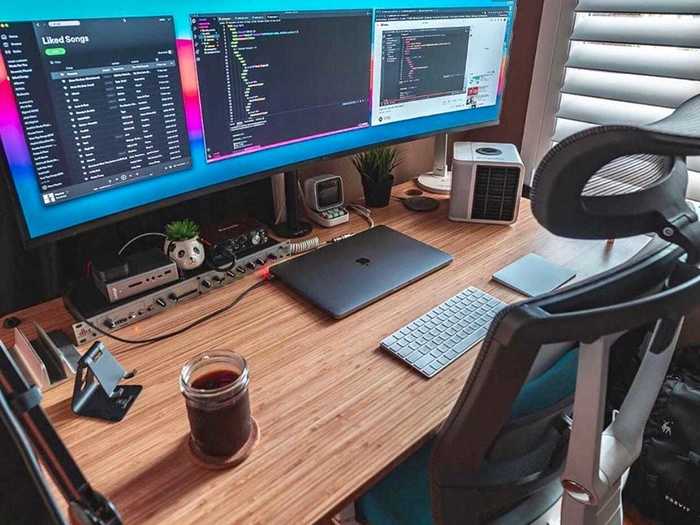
[185,417,260,470]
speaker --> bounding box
[448,142,525,225]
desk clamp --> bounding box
[71,341,141,422]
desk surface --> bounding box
[1,182,650,525]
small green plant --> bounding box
[165,219,200,241]
[352,147,400,184]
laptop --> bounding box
[271,226,453,318]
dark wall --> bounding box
[457,0,545,150]
[0,171,273,316]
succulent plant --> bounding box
[165,219,200,242]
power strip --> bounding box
[67,241,291,345]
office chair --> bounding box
[358,94,700,525]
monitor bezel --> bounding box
[0,3,517,248]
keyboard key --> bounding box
[445,349,458,360]
[425,363,440,375]
[414,355,433,369]
[397,347,413,359]
[405,350,422,362]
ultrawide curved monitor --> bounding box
[0,1,516,245]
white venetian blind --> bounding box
[552,0,700,198]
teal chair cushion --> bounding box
[510,348,579,419]
[356,348,579,525]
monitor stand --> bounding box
[416,133,452,194]
[272,171,313,238]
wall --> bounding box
[460,0,545,150]
[299,137,435,202]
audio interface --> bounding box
[66,241,290,345]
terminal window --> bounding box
[379,26,470,106]
[191,11,372,162]
[0,17,192,206]
[372,8,509,126]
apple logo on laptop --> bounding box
[355,257,371,267]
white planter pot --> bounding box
[164,237,205,271]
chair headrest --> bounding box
[531,94,700,262]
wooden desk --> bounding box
[0,182,649,524]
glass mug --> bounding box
[180,350,252,458]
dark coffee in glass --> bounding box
[180,351,252,458]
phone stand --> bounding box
[71,341,141,422]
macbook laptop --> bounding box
[271,225,453,318]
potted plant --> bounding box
[352,147,400,208]
[164,219,205,271]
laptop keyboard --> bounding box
[381,287,506,378]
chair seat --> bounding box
[357,348,579,525]
[358,440,434,525]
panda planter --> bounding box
[164,237,205,272]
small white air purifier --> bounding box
[449,142,525,224]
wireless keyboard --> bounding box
[381,287,506,378]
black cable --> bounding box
[79,279,268,345]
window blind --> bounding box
[552,0,700,197]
